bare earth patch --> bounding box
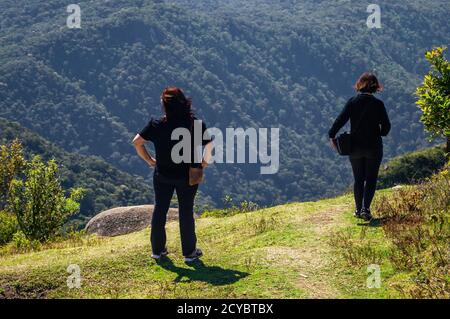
[264,204,350,298]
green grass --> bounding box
[0,191,407,299]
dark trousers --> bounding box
[151,173,198,256]
[349,149,383,211]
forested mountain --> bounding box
[0,0,448,208]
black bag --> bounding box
[335,132,352,156]
[334,104,369,156]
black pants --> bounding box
[349,149,383,211]
[151,173,198,257]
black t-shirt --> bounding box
[139,116,213,181]
[328,94,391,151]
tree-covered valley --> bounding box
[0,0,449,220]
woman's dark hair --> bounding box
[161,87,193,120]
[354,72,383,93]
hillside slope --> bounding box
[1,0,449,206]
[0,118,155,224]
[378,144,447,189]
[0,191,403,299]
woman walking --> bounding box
[329,73,391,221]
[133,87,213,262]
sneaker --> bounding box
[354,209,363,218]
[151,248,168,260]
[361,208,373,221]
[184,248,203,262]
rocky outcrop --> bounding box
[85,205,179,237]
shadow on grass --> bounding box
[357,218,384,227]
[156,258,249,286]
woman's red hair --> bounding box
[354,72,383,93]
[161,87,193,120]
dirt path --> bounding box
[264,204,350,298]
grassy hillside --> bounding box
[378,144,447,188]
[0,191,408,299]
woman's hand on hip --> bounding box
[147,158,156,168]
[330,138,337,151]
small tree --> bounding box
[7,156,84,242]
[416,47,450,156]
[0,139,25,210]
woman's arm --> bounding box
[132,134,156,168]
[328,99,352,139]
[379,102,391,136]
[202,141,213,168]
[328,99,352,150]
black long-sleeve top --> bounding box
[139,117,212,181]
[328,93,391,151]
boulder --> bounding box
[85,205,179,237]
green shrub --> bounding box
[0,139,25,210]
[0,211,19,245]
[11,230,40,250]
[415,47,450,156]
[375,162,450,298]
[7,156,85,242]
[202,198,260,218]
